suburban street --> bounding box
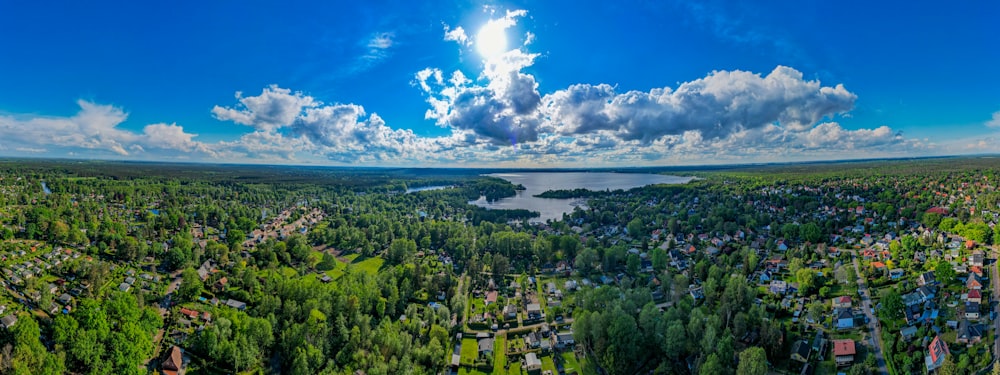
[851,250,888,375]
[992,245,1000,370]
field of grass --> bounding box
[560,351,581,373]
[493,334,507,373]
[336,254,384,275]
[461,338,479,366]
[542,355,557,373]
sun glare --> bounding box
[476,22,508,58]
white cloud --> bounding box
[211,85,316,131]
[987,111,1000,128]
[443,25,470,46]
[544,66,857,143]
[0,100,216,159]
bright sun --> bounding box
[476,22,507,58]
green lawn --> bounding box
[339,254,384,275]
[493,334,507,373]
[560,351,581,374]
[460,338,479,366]
[542,355,557,373]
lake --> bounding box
[406,185,454,193]
[470,172,693,223]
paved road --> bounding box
[851,251,889,375]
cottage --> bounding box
[900,326,919,341]
[832,339,856,367]
[791,340,811,362]
[970,251,985,267]
[485,291,498,305]
[478,337,494,355]
[526,303,542,320]
[925,335,950,372]
[769,280,788,295]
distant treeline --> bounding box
[534,188,619,199]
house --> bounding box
[179,307,199,320]
[118,282,131,292]
[485,291,498,305]
[555,332,575,349]
[811,330,826,355]
[504,304,518,320]
[970,251,985,267]
[478,336,494,355]
[689,286,705,300]
[900,326,919,341]
[162,345,184,375]
[957,320,984,345]
[832,339,856,367]
[526,303,542,320]
[791,340,811,362]
[889,268,905,280]
[526,332,541,348]
[831,296,852,309]
[835,308,855,329]
[524,352,542,372]
[224,299,247,310]
[770,280,788,295]
[967,276,982,290]
[0,315,16,329]
[967,289,983,304]
[918,272,937,286]
[965,302,980,319]
[925,335,950,372]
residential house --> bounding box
[925,335,950,372]
[832,296,852,309]
[970,251,985,267]
[554,332,575,349]
[900,326,919,341]
[162,346,184,375]
[957,320,983,345]
[967,276,982,290]
[478,336,494,356]
[224,299,247,310]
[0,315,16,329]
[889,268,905,280]
[832,339,856,367]
[524,352,542,372]
[965,302,980,319]
[835,309,854,329]
[791,340,811,363]
[967,289,983,304]
[770,280,789,295]
[918,272,936,286]
[485,291,498,306]
[526,303,542,320]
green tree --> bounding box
[935,260,956,284]
[700,353,724,375]
[879,289,904,321]
[799,222,822,243]
[178,267,204,302]
[737,347,768,375]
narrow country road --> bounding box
[851,250,888,375]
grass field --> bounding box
[493,334,507,373]
[461,338,479,366]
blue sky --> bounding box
[1,0,998,166]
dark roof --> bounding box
[958,320,983,341]
[792,340,811,359]
[163,346,182,372]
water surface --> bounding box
[470,172,692,223]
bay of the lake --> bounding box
[470,172,693,223]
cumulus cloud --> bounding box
[212,85,316,131]
[443,25,470,46]
[0,100,215,158]
[544,66,857,143]
[987,111,1000,128]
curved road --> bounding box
[850,251,889,375]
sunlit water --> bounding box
[470,172,693,223]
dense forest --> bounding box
[0,158,999,374]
